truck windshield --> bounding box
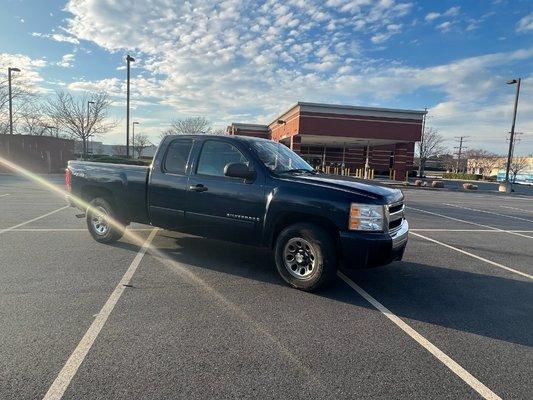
[250,140,314,173]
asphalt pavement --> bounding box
[1,174,532,399]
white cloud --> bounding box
[32,32,80,45]
[436,21,453,32]
[52,0,532,152]
[0,53,48,92]
[443,6,460,17]
[425,12,440,22]
[57,53,75,68]
[516,12,533,33]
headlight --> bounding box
[349,203,384,231]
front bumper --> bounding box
[339,219,408,268]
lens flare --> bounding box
[0,156,320,388]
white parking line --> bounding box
[338,272,501,400]
[411,229,533,233]
[42,228,158,400]
[500,205,533,214]
[0,193,10,197]
[410,232,533,280]
[2,228,155,232]
[444,203,533,223]
[407,206,533,239]
[0,206,69,234]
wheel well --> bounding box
[81,186,116,208]
[270,212,339,249]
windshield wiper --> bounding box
[279,168,317,174]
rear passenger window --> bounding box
[196,140,250,177]
[164,139,193,174]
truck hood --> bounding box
[277,173,403,203]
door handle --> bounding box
[189,184,208,192]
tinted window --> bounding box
[164,139,193,174]
[197,140,250,177]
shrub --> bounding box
[442,172,479,180]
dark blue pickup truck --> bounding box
[66,135,408,291]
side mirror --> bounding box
[224,162,255,181]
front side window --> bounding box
[196,140,250,177]
[164,139,193,174]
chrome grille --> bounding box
[387,201,404,234]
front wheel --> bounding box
[274,223,337,291]
[86,197,125,243]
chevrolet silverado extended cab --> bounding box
[66,135,408,291]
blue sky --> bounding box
[0,0,532,154]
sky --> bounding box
[0,0,532,154]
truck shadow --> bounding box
[113,232,533,348]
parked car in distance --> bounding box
[66,135,408,291]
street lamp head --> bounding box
[506,79,518,85]
[126,54,135,62]
[133,121,139,125]
[9,67,21,72]
[88,101,95,105]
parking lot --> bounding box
[1,174,532,400]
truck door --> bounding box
[148,138,194,229]
[186,139,265,245]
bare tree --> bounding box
[160,116,212,139]
[508,156,530,183]
[466,149,500,178]
[19,102,49,136]
[46,90,116,158]
[211,127,228,136]
[416,127,446,176]
[0,76,35,134]
[133,133,152,158]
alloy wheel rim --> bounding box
[283,237,316,279]
[91,206,109,235]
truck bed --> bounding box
[68,161,151,224]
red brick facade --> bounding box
[228,102,425,180]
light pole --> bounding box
[87,100,94,158]
[418,107,427,178]
[8,67,21,135]
[125,54,135,158]
[500,78,521,193]
[132,121,139,158]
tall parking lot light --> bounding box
[500,78,521,193]
[125,55,135,158]
[8,67,21,135]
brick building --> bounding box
[228,102,426,180]
[0,135,75,173]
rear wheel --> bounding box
[86,197,124,243]
[274,223,337,291]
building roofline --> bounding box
[269,101,427,127]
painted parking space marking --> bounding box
[338,272,502,400]
[0,206,69,234]
[42,228,159,400]
[410,232,533,280]
[443,203,533,223]
[1,228,155,232]
[0,193,10,197]
[499,205,533,214]
[411,229,533,233]
[407,206,533,239]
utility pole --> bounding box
[8,67,21,135]
[418,107,427,178]
[501,78,521,192]
[454,136,468,173]
[125,55,135,158]
[132,121,139,159]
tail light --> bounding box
[65,168,72,192]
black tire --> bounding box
[274,223,337,291]
[86,197,125,244]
